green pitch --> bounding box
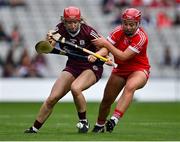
[0,102,180,141]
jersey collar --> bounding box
[67,25,81,37]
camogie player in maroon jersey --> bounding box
[92,8,151,133]
[24,6,108,134]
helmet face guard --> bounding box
[121,8,141,36]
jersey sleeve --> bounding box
[89,29,100,40]
[55,23,65,49]
[107,26,122,45]
[129,31,147,53]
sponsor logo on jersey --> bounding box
[70,39,77,44]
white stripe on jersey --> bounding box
[107,36,116,45]
[134,30,146,51]
[138,31,146,47]
[90,30,99,39]
[68,27,81,37]
[129,45,140,53]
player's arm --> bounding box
[92,36,136,61]
[88,30,109,63]
[87,47,109,63]
[104,43,136,61]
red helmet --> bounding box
[63,6,81,21]
[122,8,141,22]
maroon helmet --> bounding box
[63,6,81,21]
[122,8,141,22]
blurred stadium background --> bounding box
[0,0,180,102]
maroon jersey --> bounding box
[55,22,103,81]
[56,23,99,55]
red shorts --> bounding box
[112,68,150,80]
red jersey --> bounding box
[107,26,150,72]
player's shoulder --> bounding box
[137,27,148,37]
[80,23,99,38]
[81,23,96,32]
[130,28,148,46]
[135,27,148,40]
[56,22,64,29]
[55,22,66,33]
[111,25,123,33]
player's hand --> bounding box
[46,30,56,47]
[46,30,61,42]
[92,35,108,48]
[46,30,55,41]
[88,55,97,63]
[104,56,113,66]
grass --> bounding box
[0,102,180,141]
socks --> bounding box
[78,111,87,122]
[33,120,43,131]
[95,122,105,127]
[96,118,106,126]
[95,109,124,126]
[110,109,124,125]
[113,109,124,119]
[32,126,38,132]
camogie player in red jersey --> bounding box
[92,8,151,133]
[24,6,109,134]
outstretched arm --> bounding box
[92,36,136,61]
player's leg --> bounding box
[106,70,148,133]
[70,69,97,133]
[92,74,126,133]
[24,71,75,133]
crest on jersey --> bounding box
[92,65,98,71]
[80,40,85,45]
